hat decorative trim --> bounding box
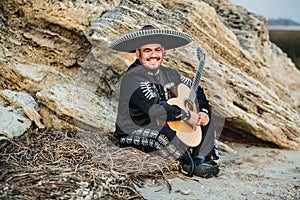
[109,27,192,52]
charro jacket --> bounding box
[114,59,210,138]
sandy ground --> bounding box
[135,143,300,200]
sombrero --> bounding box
[108,25,192,52]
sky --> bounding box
[230,0,300,23]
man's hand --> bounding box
[198,112,209,126]
[187,111,209,127]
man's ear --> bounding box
[135,49,140,58]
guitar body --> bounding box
[167,84,202,147]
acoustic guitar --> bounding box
[167,47,206,147]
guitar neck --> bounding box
[188,48,206,104]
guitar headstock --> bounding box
[196,47,206,62]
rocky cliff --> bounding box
[0,0,299,150]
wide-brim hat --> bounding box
[108,25,192,52]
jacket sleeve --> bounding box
[196,86,210,116]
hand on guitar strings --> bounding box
[187,111,210,127]
[198,112,210,126]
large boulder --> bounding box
[36,84,116,133]
[0,90,37,139]
[89,0,300,149]
[0,0,299,149]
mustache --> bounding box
[146,56,161,61]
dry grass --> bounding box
[0,128,181,199]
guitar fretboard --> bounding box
[188,47,206,103]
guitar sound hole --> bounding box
[184,100,194,111]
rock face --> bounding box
[36,84,116,132]
[0,90,37,139]
[0,0,299,150]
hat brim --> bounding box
[109,29,192,52]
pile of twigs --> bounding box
[0,128,180,199]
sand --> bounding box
[135,143,300,199]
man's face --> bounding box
[136,43,164,70]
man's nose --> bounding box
[150,51,158,57]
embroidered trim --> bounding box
[180,76,192,87]
[140,82,157,99]
[157,134,169,146]
[201,108,209,115]
[109,29,192,49]
[147,69,160,76]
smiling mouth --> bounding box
[146,57,160,62]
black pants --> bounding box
[119,122,219,161]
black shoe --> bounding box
[182,159,219,178]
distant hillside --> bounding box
[268,18,300,26]
[267,19,300,70]
[268,29,300,71]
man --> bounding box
[109,25,219,178]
